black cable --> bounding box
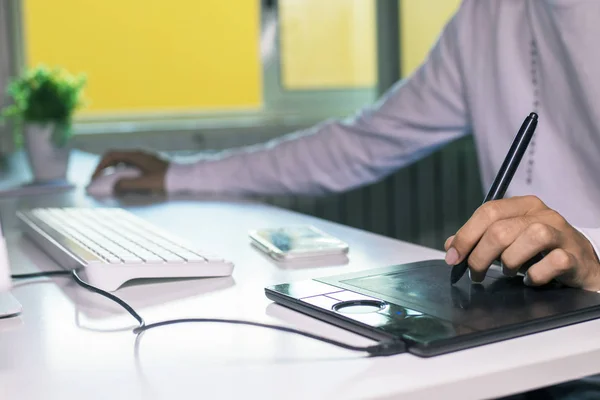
[10,270,406,357]
[134,318,404,355]
[71,269,146,329]
[11,270,72,279]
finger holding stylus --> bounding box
[444,196,600,291]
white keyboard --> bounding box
[18,208,234,291]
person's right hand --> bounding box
[91,150,169,194]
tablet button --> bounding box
[326,290,378,302]
[333,300,386,314]
[271,280,344,298]
[300,295,339,310]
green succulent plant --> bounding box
[1,65,86,147]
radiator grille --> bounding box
[262,136,483,250]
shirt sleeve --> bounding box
[575,227,600,261]
[166,2,472,196]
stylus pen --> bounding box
[450,112,539,284]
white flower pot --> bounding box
[23,123,70,182]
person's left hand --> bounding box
[444,195,600,291]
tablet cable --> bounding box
[11,270,406,357]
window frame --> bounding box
[8,1,400,153]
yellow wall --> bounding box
[22,0,459,115]
[23,0,262,115]
[278,0,460,89]
[400,0,461,77]
[278,0,377,89]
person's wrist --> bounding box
[158,168,167,192]
[571,226,600,292]
[163,161,194,193]
[575,227,600,263]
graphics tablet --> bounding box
[265,260,600,357]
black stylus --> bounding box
[450,112,539,284]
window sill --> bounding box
[71,110,338,154]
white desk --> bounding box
[1,152,600,400]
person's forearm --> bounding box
[166,1,472,196]
[166,111,466,196]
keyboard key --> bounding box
[203,254,225,262]
[119,254,144,263]
[133,251,165,263]
[177,251,207,262]
[89,246,121,263]
[28,208,228,267]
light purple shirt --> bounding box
[166,0,600,251]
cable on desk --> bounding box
[71,269,146,330]
[10,270,406,357]
[134,318,405,355]
[11,270,72,279]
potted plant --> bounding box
[1,65,86,182]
